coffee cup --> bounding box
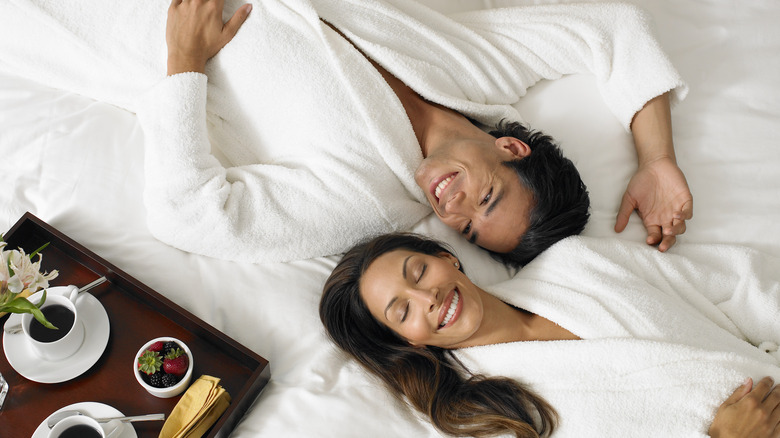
[21,288,84,361]
[47,414,105,438]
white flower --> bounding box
[0,240,9,292]
[1,239,59,328]
[0,241,58,295]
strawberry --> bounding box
[137,350,163,375]
[147,341,164,352]
[163,348,189,376]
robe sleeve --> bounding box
[136,72,425,263]
[450,2,688,130]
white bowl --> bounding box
[133,337,193,398]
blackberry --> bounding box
[162,373,179,388]
[163,341,180,356]
[148,371,164,388]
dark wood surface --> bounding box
[0,213,270,437]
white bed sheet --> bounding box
[1,0,779,437]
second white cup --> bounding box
[47,414,105,438]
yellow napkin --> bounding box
[159,375,231,438]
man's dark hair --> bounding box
[488,120,590,268]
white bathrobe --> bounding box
[0,0,686,262]
[456,236,780,437]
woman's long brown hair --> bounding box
[320,233,557,437]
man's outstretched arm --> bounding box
[616,92,693,252]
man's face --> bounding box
[414,137,535,253]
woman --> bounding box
[320,233,780,437]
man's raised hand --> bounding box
[166,0,252,75]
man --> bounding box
[364,49,590,267]
[160,0,691,265]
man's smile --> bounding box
[430,172,457,204]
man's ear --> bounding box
[495,137,532,159]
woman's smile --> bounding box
[438,288,462,328]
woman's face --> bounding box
[359,249,484,349]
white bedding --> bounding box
[1,0,779,437]
[460,236,780,436]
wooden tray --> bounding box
[0,212,270,437]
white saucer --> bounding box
[2,286,110,383]
[31,401,138,438]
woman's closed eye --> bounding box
[398,263,427,323]
[416,264,427,283]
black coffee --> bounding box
[28,304,74,343]
[58,424,102,438]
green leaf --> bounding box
[34,289,48,307]
[3,296,39,312]
[29,242,50,259]
[138,350,163,374]
[29,306,58,330]
[0,291,18,307]
[0,292,58,330]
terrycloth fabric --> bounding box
[317,0,687,131]
[0,0,686,263]
[456,236,780,437]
